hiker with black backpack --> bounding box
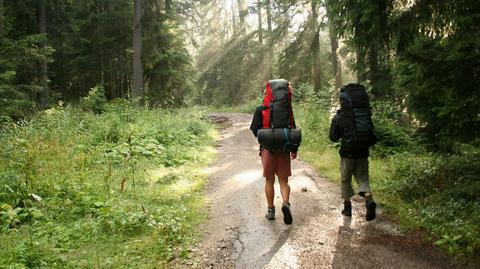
[329,84,377,221]
[250,79,302,225]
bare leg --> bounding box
[278,177,290,203]
[278,176,293,224]
[265,176,275,208]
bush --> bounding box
[238,97,262,113]
[294,83,332,109]
[0,73,36,123]
[386,152,480,258]
[293,83,315,103]
[80,85,108,114]
[371,100,418,157]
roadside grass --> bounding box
[205,98,261,115]
[0,102,217,268]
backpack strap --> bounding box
[269,101,274,128]
[288,82,295,129]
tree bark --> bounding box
[165,0,172,12]
[257,0,262,44]
[369,46,381,98]
[281,2,290,48]
[132,0,144,102]
[356,48,367,82]
[328,19,342,90]
[235,0,246,104]
[0,0,4,37]
[266,0,273,78]
[237,0,245,33]
[311,1,321,94]
[231,0,236,31]
[266,0,272,33]
[39,0,49,107]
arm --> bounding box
[329,113,342,142]
[250,106,263,137]
[288,83,296,129]
[288,82,297,158]
[289,100,298,155]
[290,107,296,129]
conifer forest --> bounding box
[0,0,479,268]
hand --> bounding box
[291,152,297,160]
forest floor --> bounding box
[190,113,460,269]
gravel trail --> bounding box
[193,112,456,269]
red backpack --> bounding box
[262,79,295,129]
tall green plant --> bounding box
[392,0,480,145]
[142,1,195,107]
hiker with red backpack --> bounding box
[250,79,302,225]
[329,84,377,221]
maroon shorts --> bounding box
[261,149,292,178]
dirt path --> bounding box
[193,113,455,269]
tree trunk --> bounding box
[132,0,144,102]
[326,5,343,90]
[311,1,321,94]
[338,57,343,86]
[281,2,290,48]
[356,48,367,82]
[329,24,343,89]
[369,46,380,98]
[235,0,246,104]
[231,0,236,30]
[237,0,245,34]
[266,0,272,33]
[265,0,273,79]
[39,0,49,107]
[257,0,262,45]
[0,0,4,37]
[165,0,172,12]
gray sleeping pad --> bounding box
[257,128,302,153]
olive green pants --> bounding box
[340,157,371,199]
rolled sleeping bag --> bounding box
[257,128,302,153]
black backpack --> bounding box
[339,84,377,150]
[264,79,293,129]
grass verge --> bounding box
[0,102,217,268]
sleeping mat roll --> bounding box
[257,128,302,153]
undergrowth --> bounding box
[0,100,217,268]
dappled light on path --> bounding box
[232,169,263,185]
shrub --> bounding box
[293,83,315,103]
[0,75,36,123]
[387,152,480,258]
[80,85,108,114]
[371,100,418,157]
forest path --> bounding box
[193,113,453,269]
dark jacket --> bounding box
[250,106,264,137]
[329,111,369,159]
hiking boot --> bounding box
[281,202,293,225]
[366,197,376,221]
[265,207,275,220]
[342,201,352,217]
